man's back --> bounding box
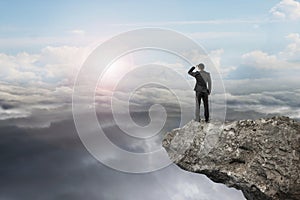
[199,71,210,83]
[188,66,212,93]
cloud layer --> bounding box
[270,0,300,20]
[1,31,300,128]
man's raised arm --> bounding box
[188,66,197,77]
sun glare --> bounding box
[97,53,136,91]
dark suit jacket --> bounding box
[188,67,212,93]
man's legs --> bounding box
[195,92,201,122]
[202,92,209,122]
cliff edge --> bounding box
[162,116,300,200]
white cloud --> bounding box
[209,49,224,68]
[270,0,300,20]
[240,33,300,70]
[241,50,286,69]
[0,107,31,120]
[0,45,90,86]
[279,33,300,60]
[69,29,86,36]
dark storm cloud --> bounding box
[224,89,300,120]
[0,99,16,110]
[0,119,157,200]
[1,104,14,110]
[96,111,182,153]
[0,118,244,200]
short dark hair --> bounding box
[197,63,205,69]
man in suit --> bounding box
[188,63,212,122]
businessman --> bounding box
[188,63,212,122]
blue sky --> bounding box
[0,1,296,47]
[1,0,299,69]
[1,1,278,28]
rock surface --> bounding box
[162,116,300,200]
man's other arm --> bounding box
[188,66,197,77]
[207,73,212,94]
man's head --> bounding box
[197,63,205,70]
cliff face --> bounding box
[162,116,300,200]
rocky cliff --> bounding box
[162,116,300,200]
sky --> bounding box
[0,0,300,200]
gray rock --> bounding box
[162,116,300,200]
